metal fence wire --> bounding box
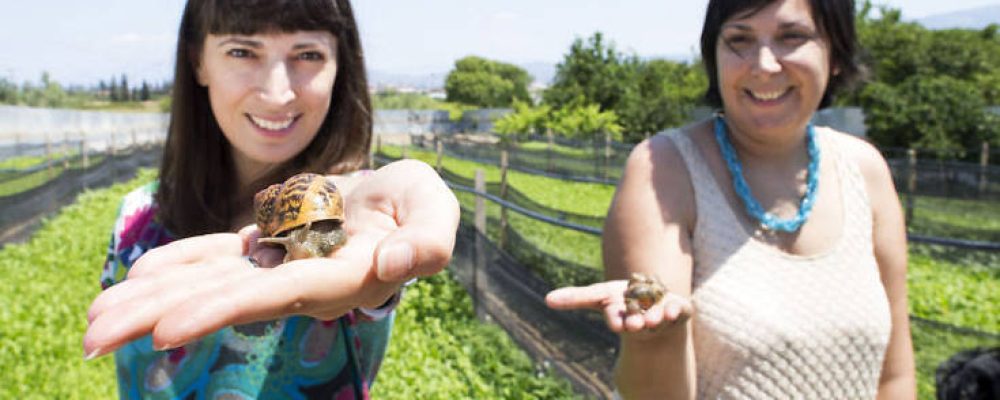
[374,149,1000,398]
[0,144,162,245]
[405,134,1000,251]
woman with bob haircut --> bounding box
[547,0,916,398]
[83,1,459,398]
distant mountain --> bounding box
[367,52,700,91]
[918,5,1000,30]
[368,61,559,90]
[367,69,447,90]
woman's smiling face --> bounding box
[197,30,339,177]
[715,0,834,137]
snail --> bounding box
[254,173,347,262]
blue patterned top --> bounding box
[101,181,395,400]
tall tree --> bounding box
[544,32,628,113]
[120,74,130,102]
[544,32,708,142]
[445,56,531,107]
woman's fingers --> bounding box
[547,281,693,334]
[127,233,246,278]
[350,160,459,282]
[545,280,627,310]
[84,259,249,358]
[149,257,370,349]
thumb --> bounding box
[374,228,455,282]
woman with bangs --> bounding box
[547,0,916,398]
[82,1,459,399]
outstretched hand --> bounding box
[545,280,692,334]
[83,160,459,359]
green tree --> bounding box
[0,77,18,104]
[544,32,708,142]
[617,58,707,142]
[861,75,998,154]
[547,102,623,141]
[852,2,1000,152]
[444,56,530,107]
[544,32,628,113]
[493,100,551,143]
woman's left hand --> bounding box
[83,159,459,359]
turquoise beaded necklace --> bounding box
[713,114,820,233]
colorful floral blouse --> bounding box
[101,182,396,400]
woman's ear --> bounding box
[191,49,209,87]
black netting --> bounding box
[450,222,617,399]
[0,145,162,244]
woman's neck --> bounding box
[724,119,810,168]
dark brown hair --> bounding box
[157,0,372,237]
[699,0,865,109]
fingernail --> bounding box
[377,242,414,281]
[84,347,103,361]
[154,342,173,352]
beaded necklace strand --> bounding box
[713,115,820,233]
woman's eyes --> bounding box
[780,32,813,43]
[224,48,325,62]
[296,51,325,61]
[226,48,254,58]
[722,31,814,52]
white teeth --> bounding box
[249,115,295,131]
[750,89,787,101]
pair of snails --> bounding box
[253,173,667,312]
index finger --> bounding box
[545,281,625,311]
[128,233,246,278]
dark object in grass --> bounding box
[936,346,1000,400]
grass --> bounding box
[0,169,577,399]
[0,151,76,170]
[381,145,613,217]
[515,141,598,159]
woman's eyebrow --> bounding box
[721,23,752,32]
[292,42,323,50]
[217,37,263,48]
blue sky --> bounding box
[0,0,997,86]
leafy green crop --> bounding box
[0,167,578,399]
[0,168,155,399]
[0,151,77,170]
[372,272,579,399]
[380,143,1000,400]
[380,145,614,217]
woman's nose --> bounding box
[752,44,783,75]
[258,61,296,105]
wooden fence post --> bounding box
[546,128,554,173]
[45,133,53,179]
[499,150,509,250]
[906,148,917,225]
[436,135,443,173]
[604,131,611,181]
[62,130,70,169]
[109,130,118,183]
[474,169,487,320]
[14,132,21,158]
[80,132,89,170]
[980,141,990,194]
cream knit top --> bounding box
[669,131,892,399]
